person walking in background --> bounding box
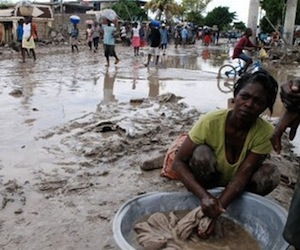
[103,20,120,67]
[31,17,38,42]
[16,19,29,57]
[120,23,127,45]
[160,23,168,55]
[86,24,93,50]
[139,23,147,48]
[126,23,132,47]
[131,22,140,56]
[69,23,79,53]
[174,24,181,48]
[181,25,188,48]
[21,16,36,62]
[144,22,161,67]
[92,21,102,52]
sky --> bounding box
[205,0,250,24]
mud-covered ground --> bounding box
[0,42,299,250]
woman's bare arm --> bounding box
[172,136,224,218]
[219,152,267,208]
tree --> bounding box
[144,0,181,21]
[260,0,300,33]
[112,0,147,21]
[260,0,286,33]
[181,0,211,25]
[204,6,236,30]
[181,0,211,14]
[186,11,205,25]
[232,21,246,31]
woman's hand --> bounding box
[201,194,225,219]
[272,111,300,154]
[280,80,300,110]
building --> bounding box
[0,4,53,44]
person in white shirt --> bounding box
[21,16,36,62]
[131,22,140,56]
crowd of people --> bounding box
[15,16,224,66]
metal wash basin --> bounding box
[113,188,289,250]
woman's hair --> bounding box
[233,69,278,114]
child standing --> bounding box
[131,22,140,56]
[86,24,93,50]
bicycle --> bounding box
[217,58,263,93]
[218,58,262,80]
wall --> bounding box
[51,13,96,41]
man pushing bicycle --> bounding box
[232,28,260,75]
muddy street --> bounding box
[0,43,299,249]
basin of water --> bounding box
[113,188,288,250]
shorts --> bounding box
[69,37,78,46]
[238,53,252,62]
[148,47,160,56]
[104,44,116,57]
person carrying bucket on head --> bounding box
[102,19,120,67]
[69,23,79,52]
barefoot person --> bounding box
[144,22,161,67]
[271,79,300,250]
[131,22,140,56]
[21,16,36,62]
[69,23,79,53]
[162,70,280,238]
[103,20,120,67]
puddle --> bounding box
[0,44,300,167]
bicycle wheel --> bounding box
[217,78,235,93]
[217,64,237,81]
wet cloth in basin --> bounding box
[134,206,212,250]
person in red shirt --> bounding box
[232,28,259,75]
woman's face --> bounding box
[233,82,268,122]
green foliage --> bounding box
[205,6,236,30]
[232,21,246,31]
[144,0,181,21]
[112,0,147,21]
[181,0,211,14]
[181,0,210,25]
[260,0,286,32]
[186,11,205,26]
[260,0,300,33]
[0,0,14,9]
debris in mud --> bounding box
[0,179,26,210]
[38,179,68,192]
[9,89,23,97]
[268,47,300,65]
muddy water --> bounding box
[134,211,260,250]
